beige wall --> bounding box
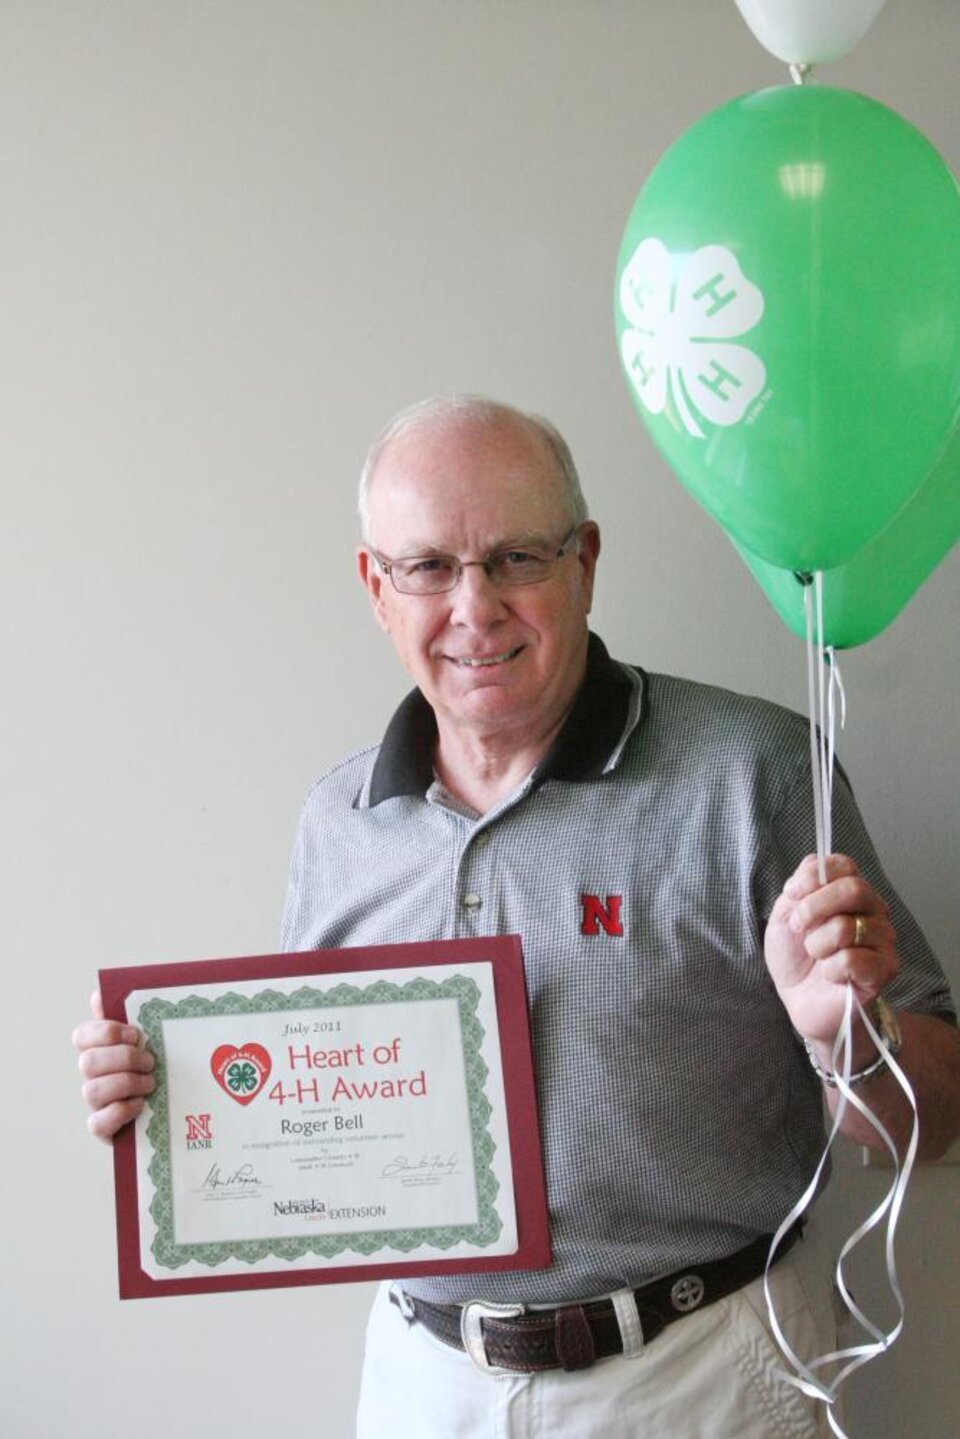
[1,3,956,1435]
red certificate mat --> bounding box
[101,936,550,1299]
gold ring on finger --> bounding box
[853,914,867,947]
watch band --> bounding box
[803,996,902,1089]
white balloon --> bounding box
[734,0,888,65]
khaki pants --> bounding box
[356,1230,839,1438]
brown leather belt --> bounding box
[391,1223,802,1374]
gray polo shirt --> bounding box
[280,634,953,1305]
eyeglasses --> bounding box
[373,526,581,596]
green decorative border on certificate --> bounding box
[138,974,503,1271]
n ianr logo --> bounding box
[580,894,624,937]
[185,1114,214,1149]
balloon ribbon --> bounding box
[764,573,919,1437]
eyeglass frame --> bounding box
[370,525,584,596]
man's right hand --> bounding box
[72,990,156,1141]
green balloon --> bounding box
[615,87,960,571]
[733,425,959,648]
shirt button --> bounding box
[474,831,491,848]
[462,892,482,911]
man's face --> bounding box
[357,413,600,752]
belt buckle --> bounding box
[460,1299,526,1376]
[389,1282,416,1322]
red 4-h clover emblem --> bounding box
[210,1044,272,1106]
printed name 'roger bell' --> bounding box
[278,1111,366,1136]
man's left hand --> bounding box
[765,853,898,1056]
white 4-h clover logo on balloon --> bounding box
[619,238,766,440]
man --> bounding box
[75,396,959,1437]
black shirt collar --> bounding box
[366,632,646,806]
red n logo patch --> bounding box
[580,894,624,936]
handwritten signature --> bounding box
[382,1154,460,1181]
[201,1163,263,1192]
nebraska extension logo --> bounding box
[210,1043,273,1105]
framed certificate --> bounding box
[101,936,550,1299]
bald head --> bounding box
[358,395,589,543]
